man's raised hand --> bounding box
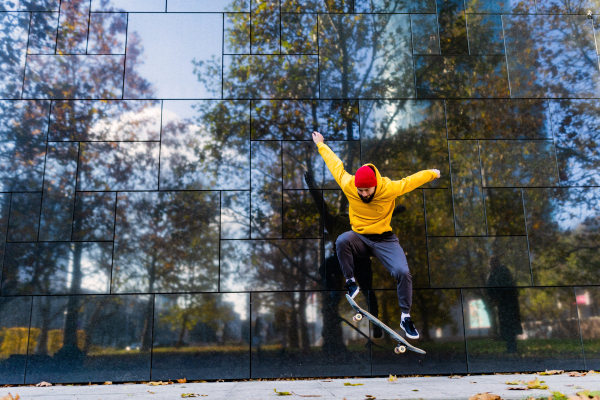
[312,131,324,144]
[430,169,441,179]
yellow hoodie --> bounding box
[317,142,437,235]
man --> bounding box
[312,131,440,339]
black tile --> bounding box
[446,99,552,140]
[437,0,468,55]
[250,291,370,378]
[0,194,10,276]
[251,141,282,239]
[371,289,467,375]
[575,287,600,370]
[424,189,455,236]
[483,188,526,236]
[72,192,116,241]
[112,191,220,294]
[225,13,250,54]
[282,141,361,189]
[466,14,504,55]
[27,12,59,54]
[281,13,317,55]
[160,100,250,190]
[251,0,280,55]
[319,14,414,99]
[479,140,559,187]
[370,0,435,12]
[0,296,31,384]
[429,237,531,288]
[415,56,509,98]
[251,100,359,141]
[25,295,153,383]
[77,142,159,191]
[1,1,60,11]
[49,100,162,141]
[91,0,166,12]
[221,191,251,239]
[464,0,535,13]
[87,13,127,55]
[2,242,112,295]
[360,100,450,188]
[220,240,321,291]
[523,188,600,286]
[549,99,600,186]
[168,0,245,12]
[504,15,600,98]
[283,190,322,239]
[281,0,352,13]
[224,55,318,99]
[463,287,584,373]
[7,193,41,243]
[0,100,50,192]
[56,0,90,55]
[151,293,250,380]
[0,12,29,99]
[448,140,486,236]
[23,55,126,99]
[39,142,78,242]
[411,14,440,55]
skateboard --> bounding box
[346,294,426,355]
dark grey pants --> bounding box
[335,230,412,313]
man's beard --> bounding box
[359,192,375,203]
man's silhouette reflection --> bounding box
[485,256,523,354]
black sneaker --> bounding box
[372,325,383,338]
[400,317,419,339]
[346,280,360,299]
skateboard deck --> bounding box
[346,294,426,355]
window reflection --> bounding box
[7,193,41,243]
[91,0,165,12]
[411,14,440,55]
[575,287,600,369]
[1,1,60,11]
[87,13,127,55]
[28,12,59,54]
[72,192,116,241]
[251,141,282,239]
[56,0,90,55]
[424,189,455,236]
[221,191,251,239]
[0,12,29,99]
[0,297,32,384]
[483,188,526,235]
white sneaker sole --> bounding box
[400,323,419,340]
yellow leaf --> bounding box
[273,388,292,395]
[177,378,187,384]
[505,380,525,385]
[540,370,564,375]
[526,377,548,389]
[387,375,398,382]
[103,381,113,385]
[468,393,502,400]
[0,394,20,400]
[343,383,363,386]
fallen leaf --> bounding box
[177,378,187,384]
[35,381,51,387]
[549,391,569,400]
[412,389,418,391]
[471,382,477,383]
[449,375,463,379]
[149,381,170,386]
[343,383,363,386]
[576,390,600,399]
[365,396,376,399]
[0,394,20,400]
[273,388,293,396]
[588,370,599,374]
[507,387,529,390]
[181,395,200,398]
[388,375,398,382]
[569,372,587,377]
[104,382,112,385]
[468,393,502,400]
[527,378,548,390]
[148,391,155,394]
[505,380,525,385]
[540,370,564,375]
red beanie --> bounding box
[355,166,377,188]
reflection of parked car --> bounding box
[125,343,141,351]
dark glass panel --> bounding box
[39,142,78,242]
[448,140,486,236]
[411,14,440,55]
[251,100,359,141]
[56,0,90,55]
[91,0,166,11]
[466,14,504,55]
[221,191,250,239]
[283,190,322,238]
[575,287,600,369]
[124,14,222,99]
[160,100,250,191]
[251,0,280,55]
[415,56,509,98]
[27,12,59,54]
[0,297,31,384]
[523,188,600,286]
[371,289,467,375]
[7,193,41,243]
[370,0,436,13]
[223,55,318,99]
[483,188,526,236]
[1,0,60,11]
[319,14,414,99]
[251,141,282,239]
[0,100,50,192]
[0,194,10,275]
[504,15,600,98]
[479,140,559,187]
[437,0,468,55]
[87,13,127,55]
[549,99,600,186]
[428,237,531,288]
[463,287,583,373]
[0,12,29,99]
[77,142,160,191]
[72,192,116,241]
[23,55,125,99]
[225,13,250,54]
[25,295,153,383]
[281,14,317,55]
[2,242,112,295]
[168,0,248,12]
[49,100,162,141]
[220,240,321,291]
[360,100,449,188]
[424,189,455,236]
[446,99,552,140]
[464,0,535,13]
[281,0,352,13]
[282,141,360,189]
[112,191,220,294]
[250,291,370,378]
[151,293,250,380]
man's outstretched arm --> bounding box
[390,169,441,196]
[312,131,353,189]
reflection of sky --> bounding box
[168,0,248,12]
[91,0,166,12]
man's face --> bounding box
[357,186,376,203]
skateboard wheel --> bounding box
[355,313,363,321]
[394,346,406,354]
